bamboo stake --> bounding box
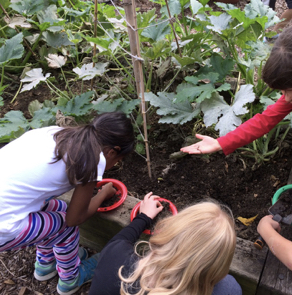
[123,0,152,178]
[91,0,98,90]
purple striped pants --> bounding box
[0,199,80,281]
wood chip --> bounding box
[18,286,27,295]
[4,279,15,285]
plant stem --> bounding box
[163,68,181,92]
[21,33,42,67]
[11,82,22,103]
[111,54,135,89]
[0,66,5,88]
[61,68,74,97]
[46,80,70,100]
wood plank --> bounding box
[231,237,268,295]
[257,226,292,295]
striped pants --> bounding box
[0,199,80,281]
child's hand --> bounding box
[139,192,163,219]
[99,182,117,201]
[180,134,222,154]
[257,215,281,236]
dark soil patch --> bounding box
[100,192,121,208]
[104,125,292,242]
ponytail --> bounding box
[53,112,134,185]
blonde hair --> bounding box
[119,200,236,295]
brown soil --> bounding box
[0,0,290,294]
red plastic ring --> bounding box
[130,198,178,235]
[96,179,128,212]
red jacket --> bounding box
[217,95,292,155]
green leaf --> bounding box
[141,19,171,42]
[190,0,203,14]
[92,99,123,113]
[210,54,235,81]
[135,142,145,155]
[57,91,94,116]
[62,7,89,17]
[198,0,210,6]
[28,100,43,117]
[0,33,24,65]
[30,108,56,128]
[201,84,256,136]
[117,99,140,114]
[176,72,230,103]
[37,5,61,24]
[36,5,66,32]
[207,13,232,33]
[0,0,10,13]
[160,0,181,17]
[143,40,171,59]
[172,55,198,67]
[92,98,139,115]
[144,92,201,124]
[10,0,48,16]
[43,31,74,48]
[85,37,112,53]
[137,9,156,31]
[0,111,29,143]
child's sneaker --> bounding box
[34,247,88,281]
[78,246,88,261]
[57,253,100,295]
[34,261,57,281]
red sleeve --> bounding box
[217,95,292,155]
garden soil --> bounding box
[0,0,291,294]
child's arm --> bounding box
[66,182,116,226]
[257,215,292,270]
[181,95,292,156]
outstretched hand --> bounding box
[180,134,222,154]
[139,192,163,219]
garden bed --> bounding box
[1,0,291,293]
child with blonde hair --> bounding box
[88,193,242,295]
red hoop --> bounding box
[130,198,178,234]
[97,179,127,212]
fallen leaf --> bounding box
[18,286,27,295]
[237,215,258,226]
[4,279,15,285]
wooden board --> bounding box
[231,237,268,295]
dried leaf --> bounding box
[18,286,27,295]
[237,215,258,226]
[4,279,15,285]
